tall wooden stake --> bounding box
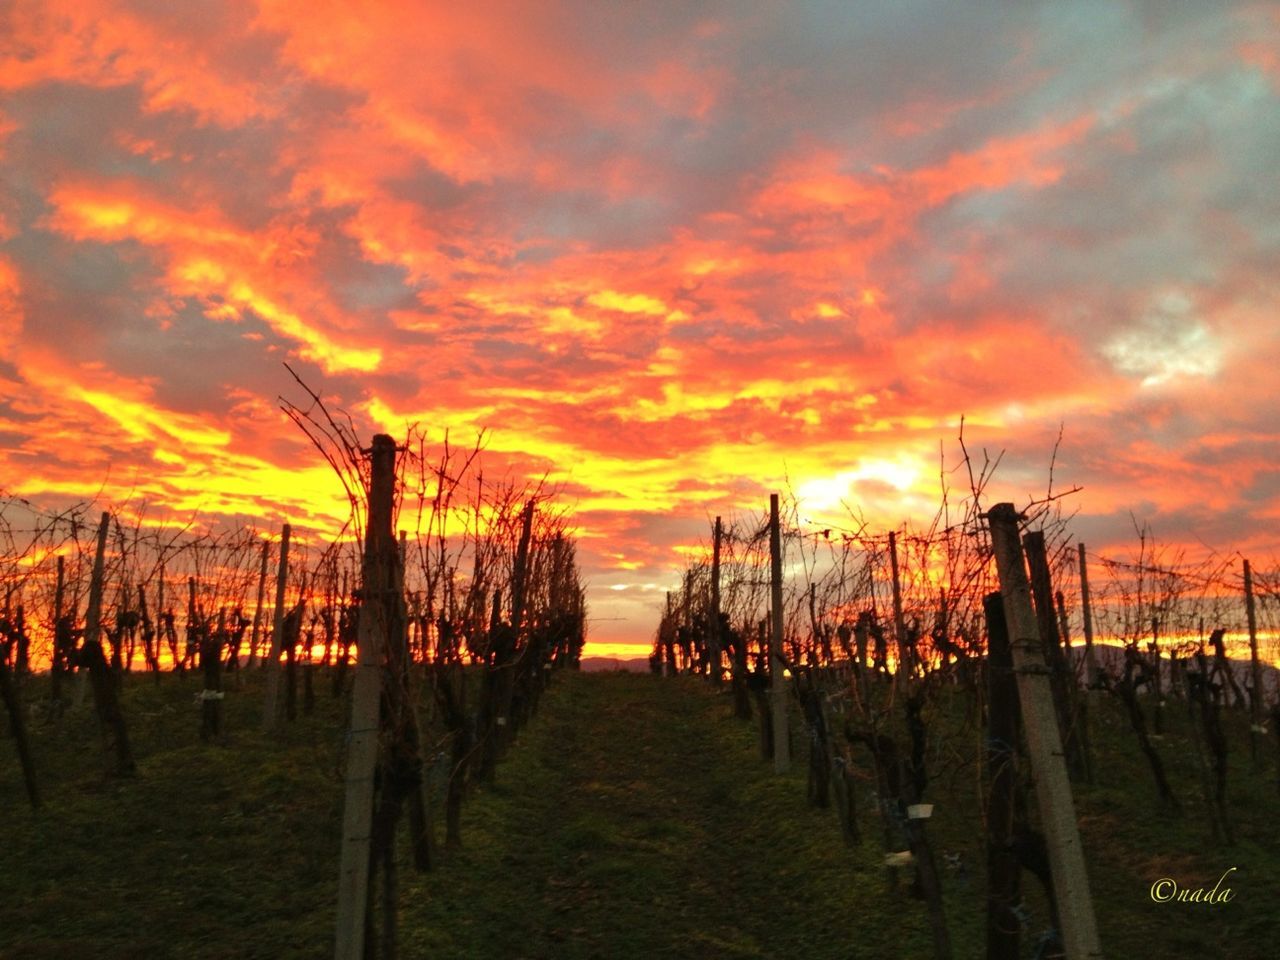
[709,516,723,684]
[186,577,199,675]
[83,511,135,777]
[157,565,167,671]
[888,530,910,683]
[0,650,38,807]
[247,539,270,669]
[808,582,818,666]
[201,608,224,741]
[1023,531,1084,781]
[1077,544,1099,688]
[681,568,693,673]
[1057,590,1093,783]
[983,592,1020,959]
[1244,559,1263,763]
[335,435,397,960]
[510,501,535,634]
[261,523,291,732]
[663,591,675,676]
[84,513,109,668]
[1150,618,1164,736]
[769,493,790,774]
[988,504,1101,960]
[50,555,67,709]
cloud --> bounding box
[1103,291,1224,387]
[0,0,1277,650]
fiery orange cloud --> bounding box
[0,1,279,125]
[1,1,1278,656]
[43,183,381,373]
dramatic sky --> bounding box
[2,1,1278,654]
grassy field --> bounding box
[1,667,1278,958]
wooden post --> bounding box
[261,523,291,732]
[1077,544,1099,688]
[1055,591,1071,665]
[398,529,409,663]
[157,565,169,672]
[83,512,136,777]
[709,516,723,684]
[854,613,869,674]
[808,583,819,667]
[201,608,224,742]
[186,577,199,675]
[937,587,950,675]
[390,528,434,872]
[285,599,299,723]
[983,592,1020,959]
[754,617,773,759]
[0,650,38,807]
[1057,590,1093,783]
[1244,559,1263,762]
[853,612,873,709]
[769,493,790,774]
[1023,531,1085,781]
[681,568,693,673]
[247,539,270,669]
[888,531,910,682]
[335,435,397,960]
[50,555,67,709]
[663,591,676,677]
[486,499,534,763]
[84,513,109,667]
[137,584,158,677]
[511,500,534,634]
[1183,652,1227,843]
[987,504,1102,960]
[1150,618,1164,736]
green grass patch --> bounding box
[1,668,1277,958]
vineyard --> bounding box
[646,454,1280,959]
[3,0,1277,956]
[2,426,1280,959]
[1,413,588,958]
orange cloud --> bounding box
[0,1,1276,654]
[0,1,279,126]
[44,183,381,373]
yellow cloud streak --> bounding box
[71,385,232,449]
[586,289,669,315]
[175,259,382,374]
[47,191,382,375]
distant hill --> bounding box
[1087,640,1280,699]
[578,656,650,673]
[578,644,1280,690]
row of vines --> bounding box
[652,446,1279,959]
[0,388,588,958]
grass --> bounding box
[1,667,1278,958]
[0,670,348,959]
[872,678,1280,959]
[399,671,933,959]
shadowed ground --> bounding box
[2,669,1277,958]
[401,670,921,958]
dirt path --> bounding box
[402,671,914,959]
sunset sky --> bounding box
[2,2,1279,655]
